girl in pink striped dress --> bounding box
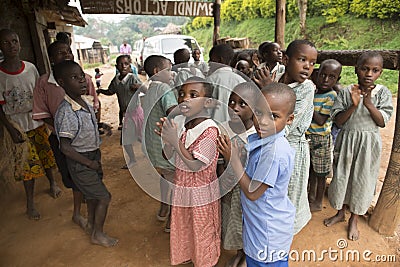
[156,77,220,267]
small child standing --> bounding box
[54,60,118,247]
[97,55,142,168]
[219,83,296,266]
[279,39,318,234]
[156,76,220,267]
[324,52,393,241]
[142,55,177,231]
[94,68,103,89]
[217,82,258,267]
[306,59,342,212]
[98,55,142,131]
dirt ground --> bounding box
[0,64,398,267]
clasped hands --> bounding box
[351,84,375,107]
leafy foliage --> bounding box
[74,15,188,46]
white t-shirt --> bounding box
[0,61,43,132]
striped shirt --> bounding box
[307,90,337,136]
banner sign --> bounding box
[80,0,214,17]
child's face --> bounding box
[266,43,283,64]
[192,50,201,61]
[285,44,317,83]
[51,43,73,65]
[253,93,294,138]
[228,89,253,126]
[178,82,209,119]
[316,63,341,92]
[58,65,87,97]
[355,57,383,89]
[0,32,20,58]
[116,57,131,76]
[236,61,251,75]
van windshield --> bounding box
[161,38,199,54]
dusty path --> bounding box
[0,64,398,266]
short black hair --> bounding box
[144,55,170,76]
[0,28,18,40]
[174,48,190,64]
[258,41,272,55]
[320,59,342,74]
[232,82,260,106]
[209,44,234,65]
[261,83,296,114]
[53,60,81,82]
[56,32,71,44]
[356,51,383,68]
[47,40,69,58]
[116,54,130,65]
[285,39,316,58]
[181,76,213,98]
[237,52,251,63]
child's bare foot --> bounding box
[157,204,170,221]
[91,231,118,247]
[348,215,359,241]
[309,201,322,212]
[85,223,93,235]
[72,215,87,231]
[26,207,41,220]
[324,211,345,226]
[49,184,62,199]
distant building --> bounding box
[74,34,107,64]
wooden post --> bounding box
[298,0,308,38]
[213,0,221,46]
[77,42,84,67]
[369,62,400,235]
[275,0,286,48]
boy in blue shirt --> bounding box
[54,61,117,248]
[218,83,296,266]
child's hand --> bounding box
[154,117,167,137]
[9,126,25,144]
[350,84,362,106]
[362,85,375,106]
[253,66,275,88]
[155,117,178,147]
[230,139,242,164]
[88,160,100,170]
[102,122,112,136]
[217,134,231,162]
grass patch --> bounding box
[187,14,400,93]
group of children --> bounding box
[146,40,392,266]
[0,26,393,266]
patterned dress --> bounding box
[219,122,256,250]
[170,119,221,267]
[286,79,315,234]
[328,84,393,215]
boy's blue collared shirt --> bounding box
[241,130,296,263]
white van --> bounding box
[142,34,204,65]
[131,39,144,69]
